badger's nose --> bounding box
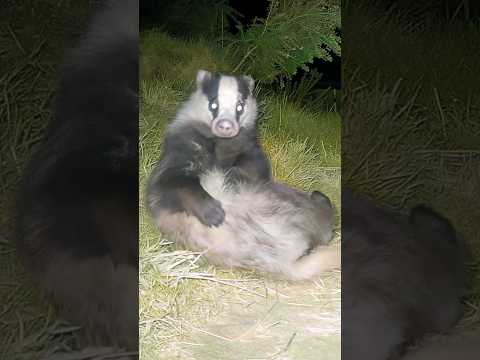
[217,119,233,131]
[213,118,239,138]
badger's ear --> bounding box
[409,205,457,243]
[311,191,332,210]
[196,69,211,88]
[242,75,255,93]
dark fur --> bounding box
[147,85,270,227]
[342,188,468,360]
[16,0,138,351]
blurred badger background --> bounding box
[14,0,138,356]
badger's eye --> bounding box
[209,100,218,110]
[236,103,244,113]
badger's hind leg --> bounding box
[246,184,339,280]
[285,188,338,280]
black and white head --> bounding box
[175,69,257,138]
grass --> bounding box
[344,1,480,150]
[140,31,231,93]
[343,1,480,329]
[139,30,341,359]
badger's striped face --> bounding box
[177,70,257,138]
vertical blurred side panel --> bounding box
[342,1,480,359]
[3,1,140,358]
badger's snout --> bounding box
[212,118,239,138]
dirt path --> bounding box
[156,272,340,360]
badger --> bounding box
[16,0,138,353]
[146,70,340,280]
[342,188,469,360]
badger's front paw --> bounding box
[196,198,225,227]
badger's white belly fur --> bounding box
[155,168,339,280]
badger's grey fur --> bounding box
[155,169,338,280]
[147,70,339,280]
[342,188,469,360]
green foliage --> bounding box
[140,0,342,106]
[223,0,341,82]
[270,70,342,111]
[140,29,340,113]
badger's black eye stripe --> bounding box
[236,76,250,101]
[208,98,219,118]
[201,73,221,118]
[202,73,221,103]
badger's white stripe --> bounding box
[217,76,240,120]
